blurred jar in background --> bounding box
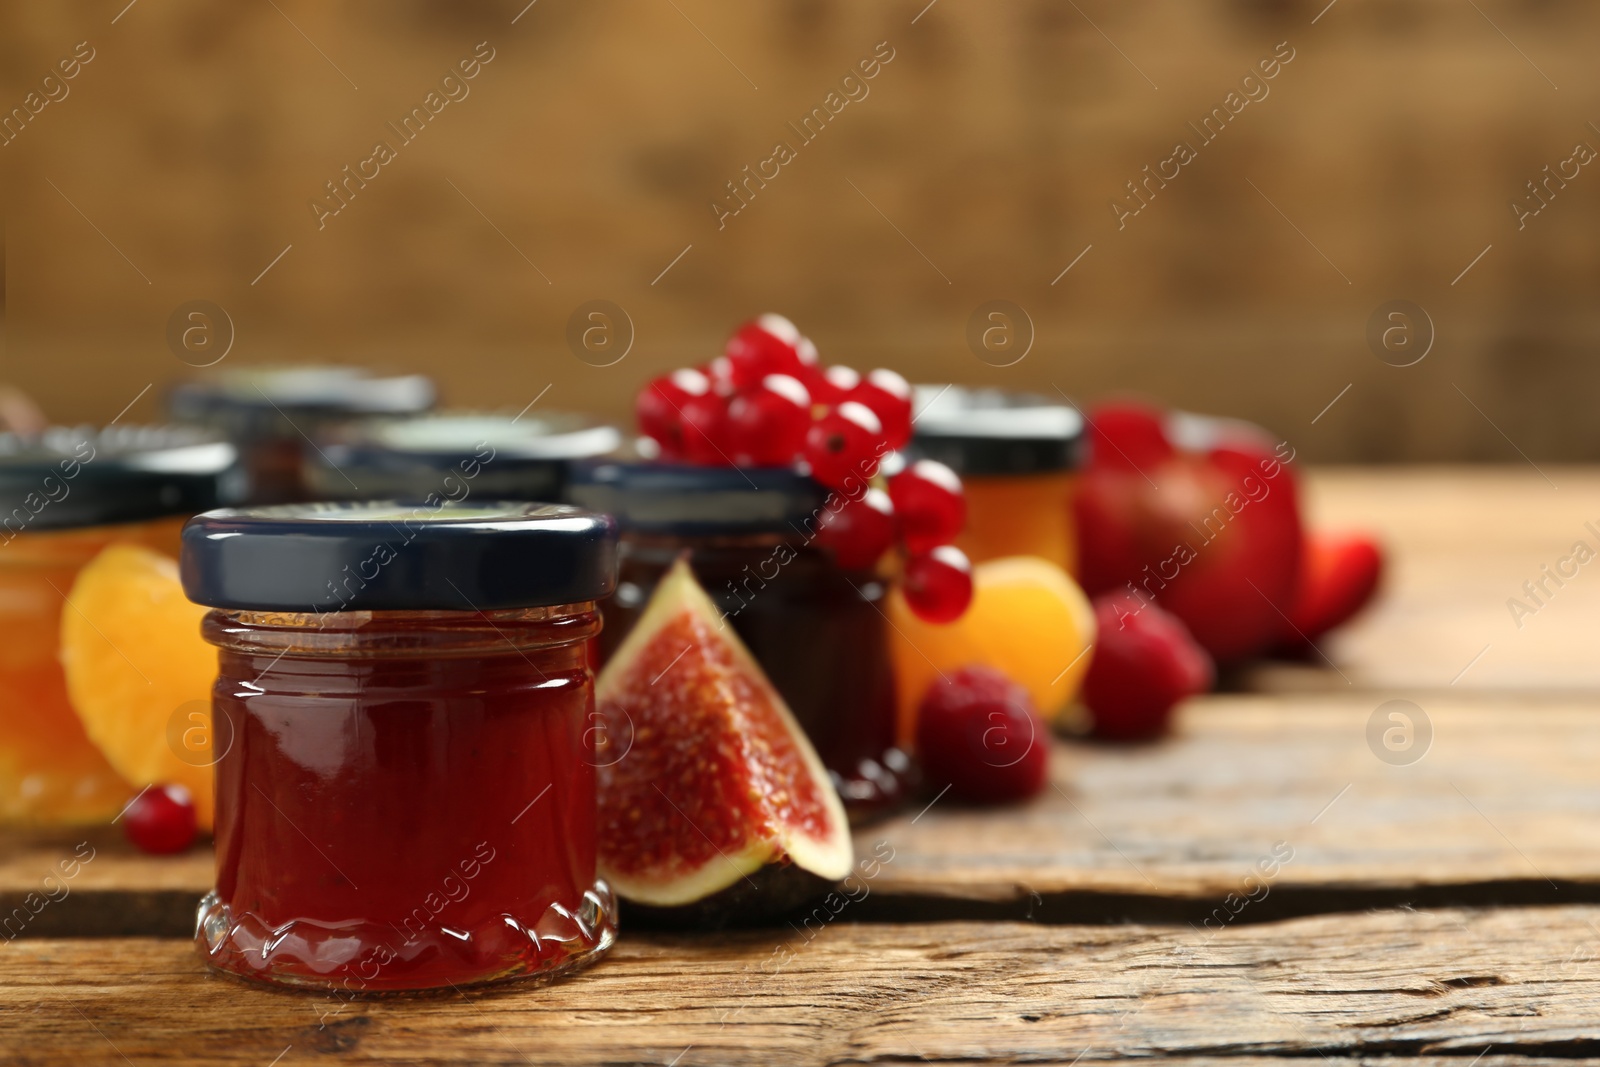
[0,427,237,823]
[167,366,434,504]
[307,412,621,504]
[909,386,1085,575]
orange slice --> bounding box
[887,555,1096,743]
[59,544,218,827]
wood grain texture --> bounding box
[3,908,1600,1065]
[8,695,1598,931]
[1242,467,1600,693]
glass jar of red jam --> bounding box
[168,366,435,505]
[911,386,1085,575]
[180,501,619,992]
[0,426,238,824]
[567,463,910,822]
[306,412,621,504]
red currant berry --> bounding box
[916,665,1048,804]
[679,391,735,466]
[122,783,198,855]
[724,314,804,390]
[889,459,966,553]
[805,364,859,407]
[1082,591,1213,739]
[815,487,897,569]
[848,368,914,449]
[728,374,812,467]
[635,369,710,458]
[903,545,974,624]
[803,401,886,490]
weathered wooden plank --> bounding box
[5,696,1597,932]
[1245,468,1600,693]
[2,908,1599,1065]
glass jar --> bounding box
[0,427,237,824]
[910,386,1085,575]
[306,412,621,504]
[568,463,910,822]
[181,501,619,992]
[168,366,435,504]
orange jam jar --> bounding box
[168,366,435,504]
[910,386,1085,575]
[0,427,237,824]
[181,502,619,992]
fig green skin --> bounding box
[618,861,842,931]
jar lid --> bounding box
[311,413,621,501]
[168,365,436,420]
[566,462,828,536]
[0,426,240,531]
[909,385,1085,476]
[180,501,617,612]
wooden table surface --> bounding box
[4,467,1596,1066]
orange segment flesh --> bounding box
[887,555,1096,743]
[59,544,218,827]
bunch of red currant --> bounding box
[635,313,974,624]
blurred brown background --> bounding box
[0,0,1596,461]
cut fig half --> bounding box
[595,557,853,920]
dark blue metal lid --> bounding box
[566,462,828,536]
[910,385,1085,476]
[181,501,617,612]
[0,426,241,532]
[168,366,436,423]
[309,413,621,502]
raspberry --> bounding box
[727,374,812,467]
[122,783,198,855]
[915,665,1048,804]
[803,401,887,490]
[814,488,897,570]
[1082,592,1213,739]
[888,459,966,553]
[903,545,974,624]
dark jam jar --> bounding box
[306,412,621,504]
[568,463,910,822]
[180,501,618,992]
[168,366,435,504]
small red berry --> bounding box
[724,314,806,390]
[814,487,897,569]
[1082,592,1213,739]
[679,391,735,466]
[903,545,974,624]
[848,369,914,449]
[888,459,966,553]
[122,783,198,855]
[728,374,812,467]
[915,665,1048,804]
[1283,531,1384,648]
[803,401,887,490]
[807,365,859,406]
[635,369,711,457]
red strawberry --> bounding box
[1280,531,1384,649]
[1082,592,1212,740]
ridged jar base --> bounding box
[195,879,617,993]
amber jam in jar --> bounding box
[911,386,1085,575]
[168,366,436,504]
[568,463,910,822]
[0,427,236,824]
[180,501,619,992]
